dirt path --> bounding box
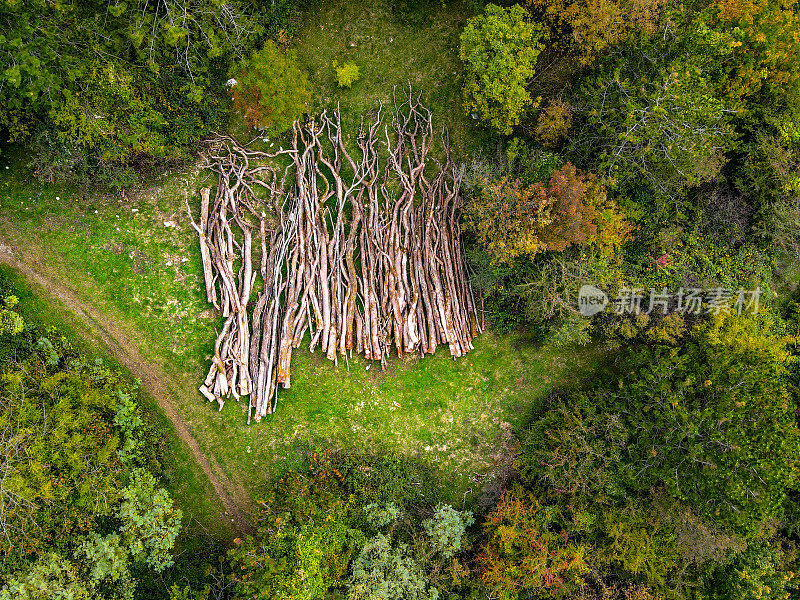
[0,240,254,537]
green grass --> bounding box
[0,0,601,515]
[0,148,601,507]
[181,331,600,504]
[271,0,492,158]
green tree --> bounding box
[618,316,800,532]
[578,22,737,197]
[333,61,361,88]
[78,533,131,587]
[422,505,474,559]
[0,358,128,559]
[50,60,168,163]
[525,314,800,534]
[230,40,311,134]
[0,296,23,336]
[117,469,182,572]
[0,0,296,183]
[348,533,439,600]
[228,469,362,600]
[459,4,544,135]
[0,553,94,600]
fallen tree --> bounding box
[188,91,481,422]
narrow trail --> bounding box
[0,240,254,537]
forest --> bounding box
[1,0,800,598]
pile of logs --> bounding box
[188,91,481,422]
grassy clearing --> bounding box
[0,0,601,514]
[289,0,492,157]
[181,331,601,504]
[0,262,234,546]
[0,146,601,507]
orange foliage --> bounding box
[229,79,267,131]
[465,175,553,262]
[710,0,800,104]
[525,0,665,64]
[465,164,631,262]
[477,486,587,600]
[540,163,602,251]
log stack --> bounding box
[188,91,481,422]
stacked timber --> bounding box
[188,91,481,422]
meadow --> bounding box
[0,0,598,535]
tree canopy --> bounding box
[460,4,544,135]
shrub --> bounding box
[333,61,361,88]
[708,536,799,600]
[464,164,631,263]
[0,296,24,336]
[228,467,362,600]
[593,503,680,588]
[523,393,629,498]
[477,486,588,600]
[117,470,182,572]
[348,534,439,600]
[464,175,553,262]
[422,505,474,558]
[755,194,800,259]
[365,503,402,529]
[535,99,573,148]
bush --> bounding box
[527,315,800,534]
[347,534,439,600]
[477,486,588,600]
[27,127,89,184]
[365,503,403,529]
[422,505,474,558]
[708,537,799,600]
[319,449,443,508]
[228,463,362,600]
[535,100,573,149]
[117,470,182,572]
[228,449,455,600]
[333,61,361,88]
[0,296,24,336]
[755,194,800,259]
[464,164,631,264]
[0,0,294,186]
[522,393,629,499]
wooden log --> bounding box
[194,93,483,421]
